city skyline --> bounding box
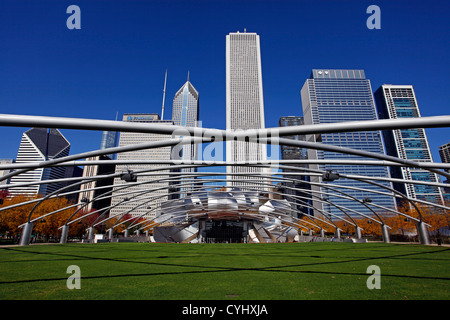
[0,1,449,167]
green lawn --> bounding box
[0,242,448,300]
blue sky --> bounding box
[0,0,449,165]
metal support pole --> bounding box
[19,222,34,246]
[108,228,113,240]
[356,226,362,240]
[60,225,69,244]
[416,221,430,245]
[88,227,94,240]
[136,229,140,236]
[335,228,341,239]
[381,224,390,243]
[124,229,129,238]
[320,229,325,238]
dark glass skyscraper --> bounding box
[279,116,312,216]
[301,69,396,217]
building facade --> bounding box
[439,142,450,172]
[0,159,14,185]
[9,128,70,196]
[226,31,267,189]
[78,155,116,211]
[278,116,312,216]
[301,69,396,217]
[171,79,200,196]
[100,130,119,160]
[375,85,444,205]
[109,114,174,219]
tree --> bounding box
[0,194,78,240]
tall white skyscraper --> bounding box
[9,128,70,196]
[226,31,267,189]
[109,114,173,219]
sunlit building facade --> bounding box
[375,84,444,205]
[301,69,396,217]
[226,31,268,190]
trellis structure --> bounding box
[0,113,449,245]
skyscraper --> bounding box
[109,114,173,219]
[100,130,119,160]
[78,155,116,211]
[9,128,70,196]
[439,142,450,199]
[439,142,450,172]
[171,78,200,196]
[226,31,267,189]
[279,116,307,162]
[279,116,312,216]
[375,85,444,205]
[301,69,396,217]
[0,159,14,185]
[172,78,199,167]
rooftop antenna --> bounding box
[187,70,190,82]
[161,69,167,120]
[244,28,246,33]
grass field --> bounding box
[0,242,449,300]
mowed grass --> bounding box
[0,242,448,300]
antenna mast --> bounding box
[161,69,167,120]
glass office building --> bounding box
[100,130,119,160]
[301,69,396,217]
[172,79,199,168]
[279,116,312,216]
[375,85,444,205]
[171,79,200,196]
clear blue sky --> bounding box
[0,0,449,164]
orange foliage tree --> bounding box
[104,213,144,236]
[298,200,449,240]
[0,194,85,239]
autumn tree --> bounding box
[0,194,79,240]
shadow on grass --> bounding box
[0,245,449,285]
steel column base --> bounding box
[60,225,69,244]
[19,222,34,246]
[382,224,390,243]
[416,221,430,245]
[335,229,341,239]
[356,226,362,239]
